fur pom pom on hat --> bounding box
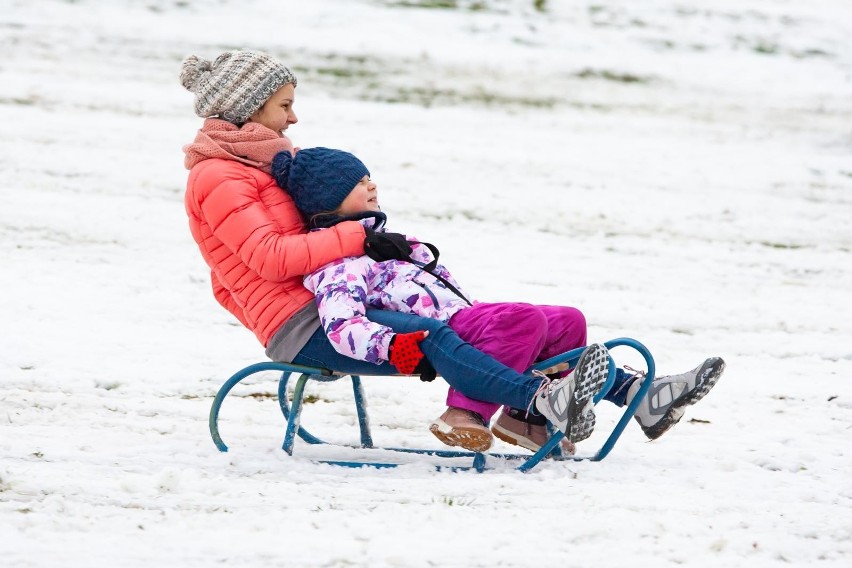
[272,148,370,217]
[180,50,297,124]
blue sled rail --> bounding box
[209,337,655,472]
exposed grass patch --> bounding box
[245,392,277,400]
[388,0,458,8]
[370,86,557,108]
[297,47,652,111]
[216,391,321,403]
[760,241,805,250]
[791,48,831,59]
[418,209,489,223]
[385,0,489,10]
[0,95,42,106]
[575,68,653,84]
[752,40,779,55]
[315,66,376,79]
[435,495,476,506]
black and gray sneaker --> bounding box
[534,343,609,442]
[627,357,726,440]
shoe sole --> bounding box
[568,344,610,443]
[429,419,493,453]
[642,357,726,440]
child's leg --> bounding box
[492,305,588,453]
[447,302,548,422]
[363,309,543,409]
[533,305,634,405]
[451,303,549,372]
[534,305,588,361]
[445,389,501,423]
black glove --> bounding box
[415,359,437,383]
[363,229,413,263]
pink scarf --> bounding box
[183,118,295,174]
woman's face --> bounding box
[338,176,380,216]
[248,83,298,135]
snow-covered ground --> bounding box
[2,0,851,566]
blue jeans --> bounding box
[605,368,636,407]
[292,310,541,410]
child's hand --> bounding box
[389,331,429,375]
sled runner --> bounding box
[209,337,655,472]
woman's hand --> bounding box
[363,229,412,263]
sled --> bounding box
[209,337,655,472]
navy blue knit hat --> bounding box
[272,147,370,217]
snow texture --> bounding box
[1,0,851,566]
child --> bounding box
[271,147,726,453]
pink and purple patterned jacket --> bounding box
[303,226,473,365]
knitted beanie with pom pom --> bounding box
[180,50,296,124]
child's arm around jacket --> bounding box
[304,256,396,365]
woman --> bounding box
[179,50,725,453]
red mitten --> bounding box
[389,331,429,375]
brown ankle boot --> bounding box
[491,408,576,455]
[429,407,493,452]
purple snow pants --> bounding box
[446,302,588,423]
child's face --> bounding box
[338,176,380,216]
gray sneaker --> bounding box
[534,343,609,442]
[627,357,726,440]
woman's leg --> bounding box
[445,303,549,422]
[292,311,541,410]
[294,310,610,443]
[291,327,399,375]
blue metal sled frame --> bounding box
[209,337,655,472]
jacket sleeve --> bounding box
[198,168,366,281]
[304,259,395,365]
[211,270,252,328]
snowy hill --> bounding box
[1,1,851,566]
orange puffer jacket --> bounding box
[185,158,366,346]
